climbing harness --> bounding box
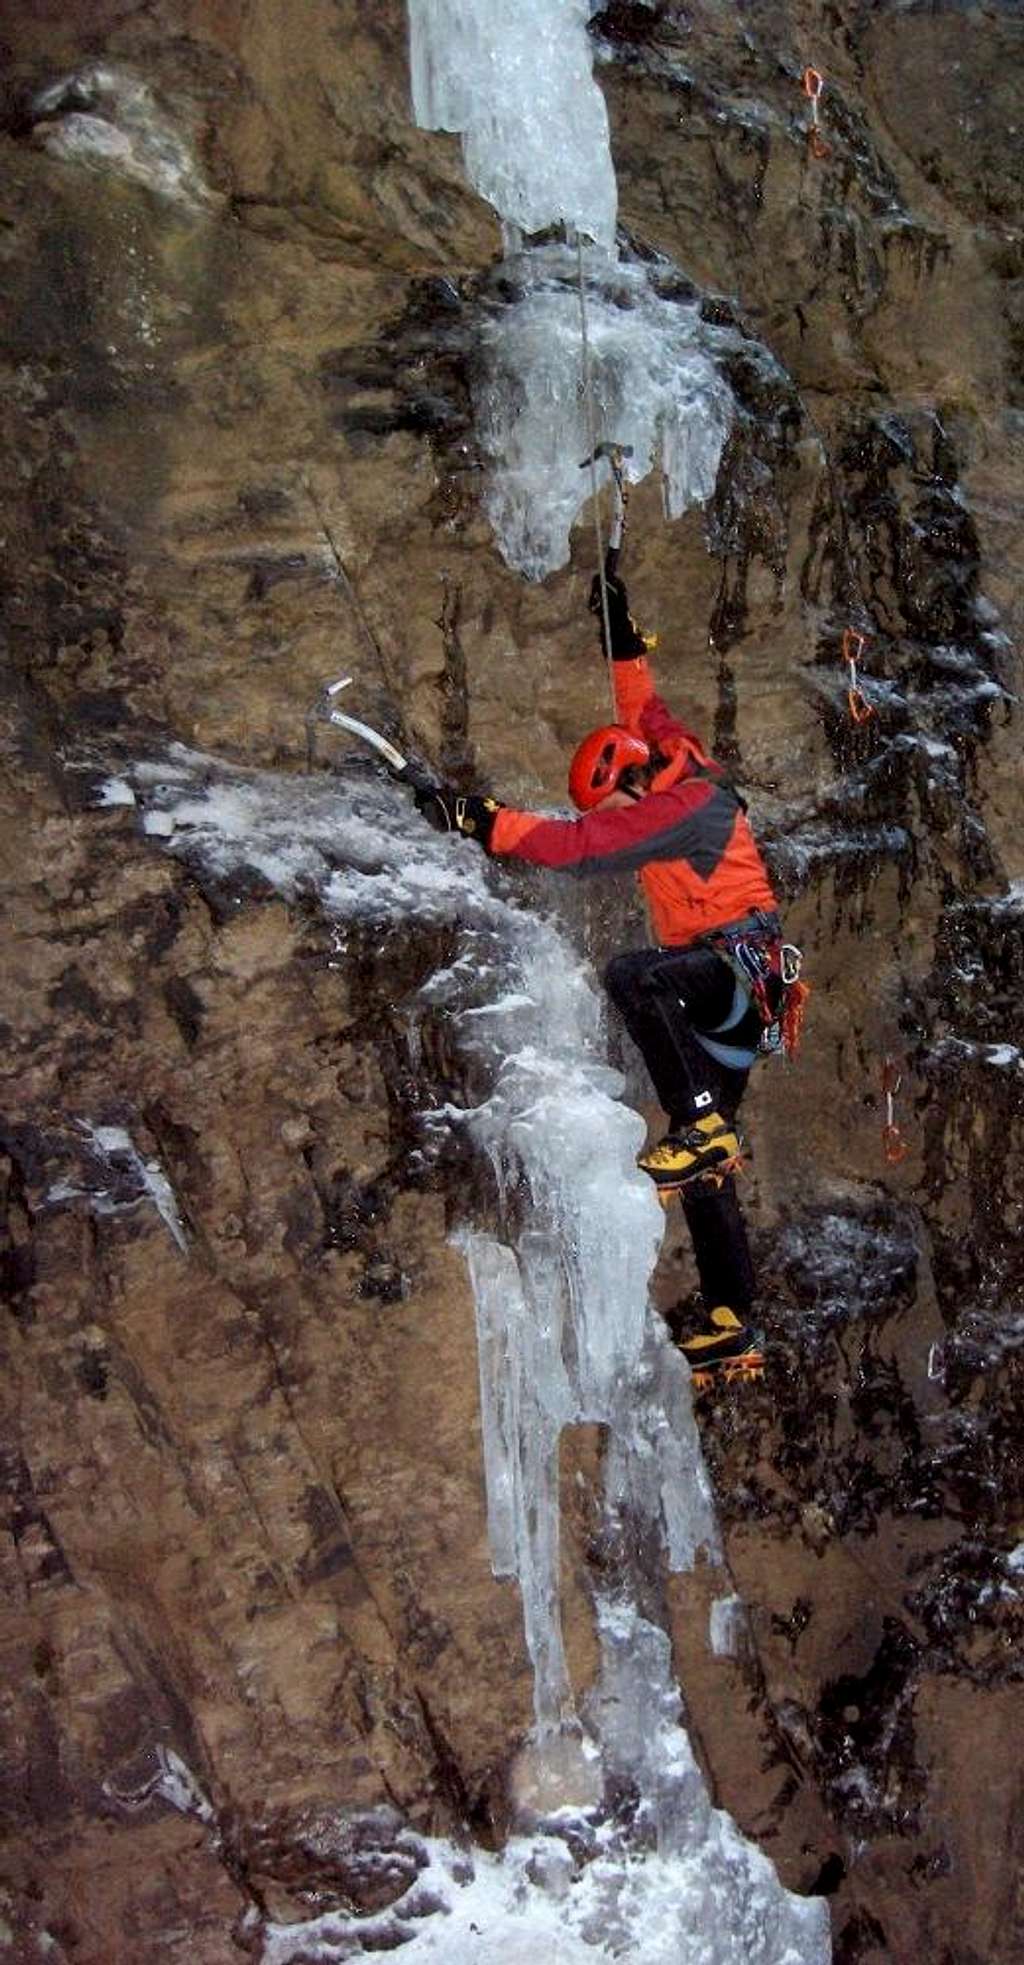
[802,66,831,161]
[843,627,875,725]
[701,911,811,1061]
[881,1056,909,1165]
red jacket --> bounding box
[490,655,778,948]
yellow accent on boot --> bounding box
[637,1113,741,1187]
[682,1307,746,1357]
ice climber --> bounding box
[414,549,807,1386]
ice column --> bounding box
[102,750,717,1736]
[455,911,717,1733]
[407,1,734,578]
[408,0,617,249]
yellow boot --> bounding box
[637,1113,744,1195]
[679,1308,765,1390]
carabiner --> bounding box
[882,1123,909,1167]
[780,943,803,985]
[802,66,824,101]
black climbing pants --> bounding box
[604,944,758,1314]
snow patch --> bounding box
[104,1745,214,1822]
[928,1036,1024,1076]
[48,1120,188,1253]
[709,1594,745,1658]
[95,776,136,807]
[34,65,212,208]
[261,1807,829,1964]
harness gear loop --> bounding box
[881,1056,909,1165]
[576,235,616,717]
[703,910,812,1061]
[843,626,875,724]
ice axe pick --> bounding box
[306,677,437,793]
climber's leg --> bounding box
[605,947,763,1382]
[605,947,745,1192]
[679,1161,756,1312]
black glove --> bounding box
[395,759,440,797]
[588,570,648,659]
[414,782,502,850]
[588,568,625,616]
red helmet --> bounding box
[568,725,650,811]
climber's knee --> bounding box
[604,949,647,1010]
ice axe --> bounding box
[305,677,438,795]
[580,441,632,552]
[578,440,633,485]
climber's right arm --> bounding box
[490,781,717,878]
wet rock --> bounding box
[243,1803,429,1920]
[770,1200,919,1333]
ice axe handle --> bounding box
[395,759,441,798]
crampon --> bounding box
[654,1149,747,1205]
[689,1343,765,1393]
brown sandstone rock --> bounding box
[2,1,1023,1958]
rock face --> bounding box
[1,2,1023,1960]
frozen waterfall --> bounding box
[103,753,830,1962]
[398,3,829,1955]
[408,1,735,579]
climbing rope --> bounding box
[576,234,617,715]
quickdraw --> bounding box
[881,1056,909,1165]
[802,66,831,161]
[843,627,875,725]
